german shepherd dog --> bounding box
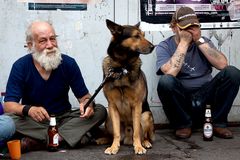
[97,19,155,155]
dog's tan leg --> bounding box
[132,103,146,154]
[141,111,155,149]
[104,105,121,155]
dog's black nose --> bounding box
[150,43,155,52]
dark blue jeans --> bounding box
[157,66,240,129]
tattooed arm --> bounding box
[197,43,228,70]
[161,29,192,76]
[161,43,188,76]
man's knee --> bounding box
[94,104,107,122]
[157,75,177,92]
[223,66,240,84]
[0,115,16,140]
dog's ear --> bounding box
[135,22,140,28]
[106,19,123,35]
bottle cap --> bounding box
[206,104,211,109]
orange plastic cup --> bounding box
[7,140,21,160]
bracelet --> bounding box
[22,105,32,116]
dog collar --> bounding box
[108,67,128,79]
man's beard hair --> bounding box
[31,46,62,71]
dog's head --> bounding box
[106,19,154,58]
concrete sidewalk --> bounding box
[2,127,240,160]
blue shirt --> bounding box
[5,54,89,114]
[156,36,215,89]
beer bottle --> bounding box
[48,115,59,151]
[203,105,213,141]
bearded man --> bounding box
[3,21,107,153]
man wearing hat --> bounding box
[155,6,240,139]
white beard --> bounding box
[32,47,62,71]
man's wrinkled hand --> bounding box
[178,28,193,44]
[79,99,94,119]
[28,106,50,122]
[185,26,201,42]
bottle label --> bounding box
[53,133,59,145]
[203,123,213,138]
[205,109,211,118]
[50,117,57,126]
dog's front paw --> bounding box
[142,140,152,149]
[134,145,147,154]
[104,146,120,155]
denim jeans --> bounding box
[0,115,15,142]
[157,66,240,129]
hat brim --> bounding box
[177,18,200,29]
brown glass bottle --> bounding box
[48,115,59,151]
[203,105,213,141]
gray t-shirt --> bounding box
[156,36,215,89]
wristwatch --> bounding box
[196,37,205,46]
